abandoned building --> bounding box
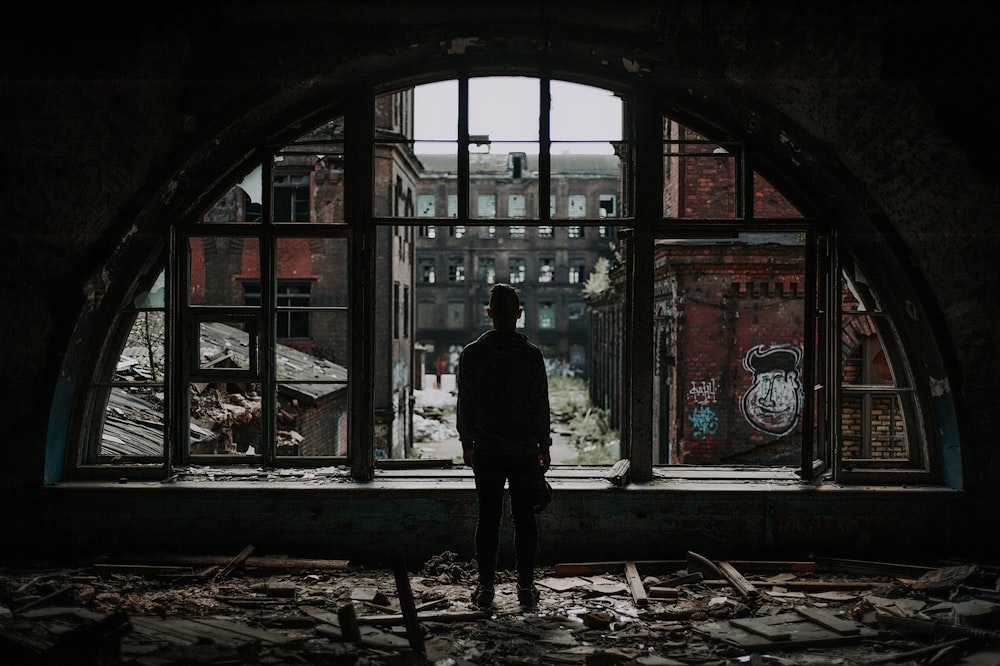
[3,1,1000,661]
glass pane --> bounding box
[469,76,538,142]
[201,165,264,224]
[841,392,911,461]
[414,80,457,142]
[100,386,165,459]
[275,118,345,224]
[551,150,622,220]
[653,232,807,465]
[114,311,166,383]
[414,250,623,466]
[276,385,349,457]
[198,320,256,371]
[663,118,738,218]
[276,310,351,377]
[189,236,260,306]
[99,309,167,460]
[551,81,622,143]
[754,171,802,218]
[189,381,263,455]
[277,237,348,308]
[133,270,166,308]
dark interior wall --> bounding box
[2,2,998,562]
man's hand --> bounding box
[463,448,475,468]
[539,452,551,474]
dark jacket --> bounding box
[456,330,551,456]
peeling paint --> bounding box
[929,376,951,397]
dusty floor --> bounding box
[1,550,999,665]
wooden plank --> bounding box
[624,562,648,607]
[357,610,487,626]
[104,553,349,571]
[214,544,255,581]
[793,606,860,635]
[718,561,758,599]
[606,459,630,486]
[696,614,877,651]
[92,564,195,577]
[191,617,294,643]
[554,559,814,576]
[730,617,793,641]
[661,572,703,587]
[338,604,363,644]
[392,556,425,654]
[816,558,934,579]
[687,551,726,581]
[648,586,678,599]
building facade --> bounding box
[413,152,622,381]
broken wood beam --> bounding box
[100,553,350,571]
[392,555,425,655]
[337,603,363,644]
[717,561,758,599]
[648,586,679,599]
[816,557,934,579]
[554,559,815,576]
[606,459,630,486]
[686,551,727,581]
[660,572,703,587]
[623,562,649,607]
[213,544,255,581]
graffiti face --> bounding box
[740,344,803,436]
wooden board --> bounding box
[695,613,876,650]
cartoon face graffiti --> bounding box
[740,344,803,436]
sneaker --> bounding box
[470,584,494,609]
[517,584,540,608]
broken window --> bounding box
[509,258,526,284]
[538,257,555,283]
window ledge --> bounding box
[49,465,962,494]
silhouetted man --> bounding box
[457,283,551,610]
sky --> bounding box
[413,77,622,154]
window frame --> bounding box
[63,70,944,488]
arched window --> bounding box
[57,72,948,487]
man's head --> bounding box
[488,283,522,329]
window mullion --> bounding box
[348,89,376,481]
[625,91,661,482]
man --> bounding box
[456,283,551,610]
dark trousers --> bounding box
[472,453,540,588]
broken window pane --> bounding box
[276,118,345,224]
[650,232,807,465]
[664,118,739,219]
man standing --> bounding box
[457,283,551,610]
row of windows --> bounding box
[419,256,589,284]
[418,224,609,240]
[417,193,617,219]
[418,300,587,330]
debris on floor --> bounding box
[1,548,998,664]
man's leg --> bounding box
[507,455,541,597]
[472,455,506,591]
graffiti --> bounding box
[740,344,803,436]
[689,405,719,440]
[687,378,719,405]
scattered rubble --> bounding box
[1,550,998,664]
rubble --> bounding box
[1,550,998,665]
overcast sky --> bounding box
[414,77,622,154]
